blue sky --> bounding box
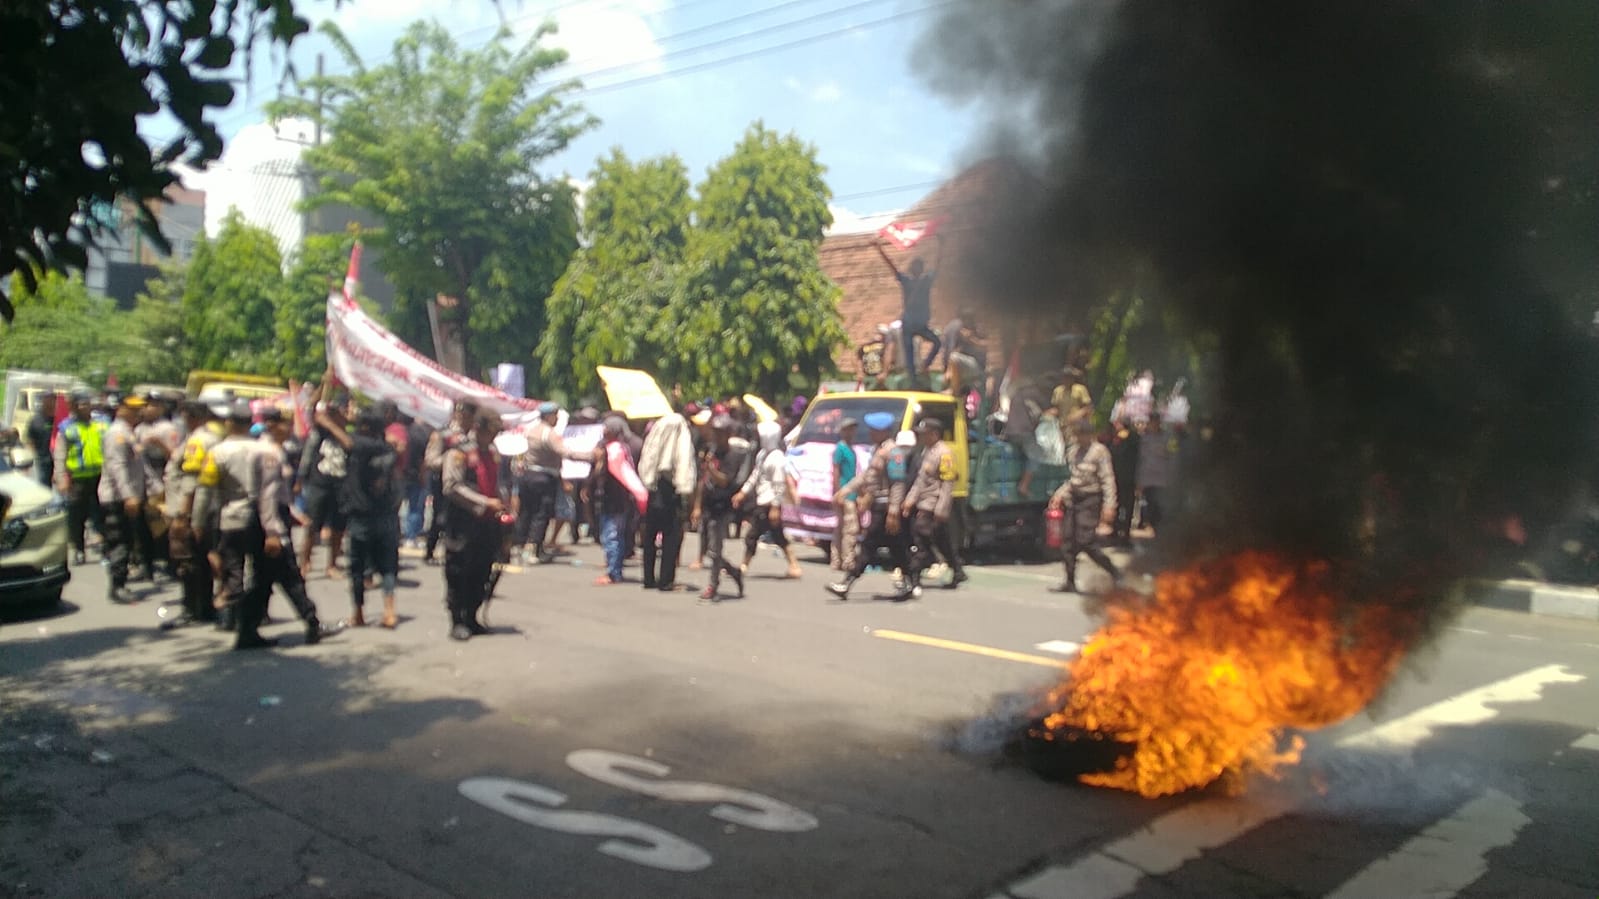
[168,0,985,233]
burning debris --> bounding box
[921,2,1599,793]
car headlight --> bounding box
[23,497,65,521]
[0,519,26,552]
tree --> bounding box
[127,263,194,384]
[661,124,846,397]
[276,232,352,382]
[535,150,692,398]
[0,0,321,322]
[182,209,284,372]
[271,20,594,376]
[0,271,187,386]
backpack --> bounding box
[886,446,914,483]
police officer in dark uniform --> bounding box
[442,409,507,640]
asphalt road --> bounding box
[2,537,1597,899]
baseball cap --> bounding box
[839,417,860,431]
[862,411,896,431]
[895,430,917,447]
[914,417,943,434]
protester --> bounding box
[831,417,861,573]
[1003,376,1047,498]
[442,410,508,640]
[1108,417,1141,547]
[298,392,351,579]
[54,390,106,565]
[734,420,801,579]
[636,409,696,592]
[942,307,987,398]
[691,414,750,602]
[322,407,401,628]
[1137,412,1174,535]
[514,402,589,565]
[1048,418,1122,594]
[99,394,147,603]
[586,417,643,586]
[875,235,944,385]
[827,413,910,600]
[402,416,432,548]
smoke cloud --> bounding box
[919,1,1599,607]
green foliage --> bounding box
[535,151,692,397]
[270,20,594,376]
[181,209,284,372]
[662,124,847,398]
[0,0,320,322]
[0,270,189,386]
[276,232,351,382]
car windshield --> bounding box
[795,396,908,444]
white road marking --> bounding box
[1506,634,1538,642]
[565,750,818,832]
[993,665,1586,899]
[1448,626,1490,635]
[1570,733,1599,752]
[1033,640,1082,656]
[1324,789,1530,899]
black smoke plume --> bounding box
[920,1,1599,608]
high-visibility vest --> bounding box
[61,420,107,479]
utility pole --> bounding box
[313,53,325,146]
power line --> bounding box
[833,179,945,202]
[557,0,820,72]
[574,1,952,96]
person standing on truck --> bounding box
[826,413,912,601]
[942,308,988,399]
[830,418,861,573]
[902,417,968,593]
[1048,418,1122,594]
[54,391,106,565]
[875,235,944,386]
[100,394,148,603]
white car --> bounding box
[0,452,70,610]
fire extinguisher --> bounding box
[1045,507,1065,550]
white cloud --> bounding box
[826,203,901,236]
[809,81,843,103]
[533,1,665,79]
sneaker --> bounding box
[450,623,473,641]
[826,581,852,600]
[107,586,134,604]
[1048,582,1079,594]
[698,587,719,603]
[304,620,323,645]
[234,633,278,651]
[729,567,745,598]
[71,550,86,566]
[947,570,969,589]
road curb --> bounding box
[1459,578,1599,622]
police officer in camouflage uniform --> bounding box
[826,412,912,601]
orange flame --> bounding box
[1035,551,1415,798]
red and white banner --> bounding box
[324,245,542,428]
[878,215,949,249]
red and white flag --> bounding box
[342,242,363,308]
[878,216,948,249]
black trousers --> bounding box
[170,523,216,620]
[260,525,318,624]
[900,321,942,382]
[906,509,963,584]
[514,469,559,551]
[444,518,498,625]
[349,515,399,609]
[65,476,102,553]
[848,504,909,579]
[744,504,789,557]
[218,527,269,639]
[1114,481,1137,543]
[1062,498,1119,587]
[101,500,136,590]
[425,471,447,558]
[702,510,739,591]
[1141,486,1165,532]
[134,505,164,572]
[642,490,683,588]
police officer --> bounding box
[1048,417,1122,594]
[100,394,148,603]
[424,399,479,565]
[442,410,508,640]
[826,412,912,601]
[257,406,325,643]
[902,417,967,593]
[53,390,107,565]
[135,391,180,580]
[165,401,226,625]
[193,400,286,648]
[515,401,588,565]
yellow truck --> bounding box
[184,371,287,405]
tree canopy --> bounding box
[181,209,284,373]
[0,270,190,387]
[0,0,320,322]
[271,20,593,377]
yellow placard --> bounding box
[743,394,779,423]
[596,366,673,420]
